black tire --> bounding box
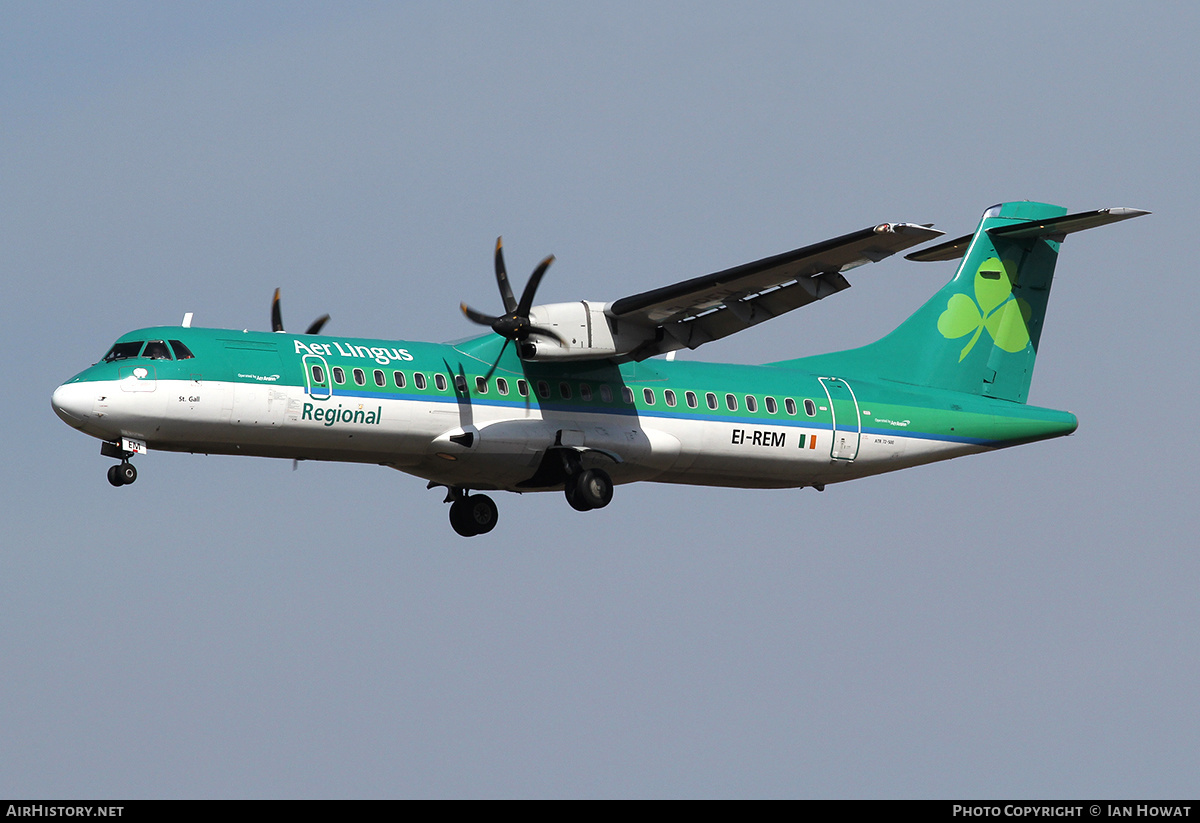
[118,463,137,485]
[575,468,613,510]
[449,499,477,537]
[449,495,498,536]
[107,465,124,487]
[465,494,498,535]
[565,479,593,511]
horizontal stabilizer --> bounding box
[988,207,1150,238]
[906,207,1148,262]
[902,234,973,262]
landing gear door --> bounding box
[303,355,332,401]
[819,377,861,461]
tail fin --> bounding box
[779,202,1147,403]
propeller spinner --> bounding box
[272,288,330,335]
[460,239,565,346]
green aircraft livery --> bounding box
[52,201,1146,536]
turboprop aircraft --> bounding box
[52,201,1145,536]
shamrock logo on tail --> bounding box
[937,257,1032,361]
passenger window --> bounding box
[765,396,777,414]
[168,340,195,360]
[600,385,613,403]
[353,368,366,386]
[621,387,634,404]
[643,388,655,405]
[393,371,406,388]
[435,374,448,391]
[685,391,698,409]
[311,365,325,384]
[537,381,550,399]
[804,399,816,416]
[726,393,738,411]
[665,389,676,407]
[374,369,385,387]
[745,395,757,413]
[580,384,592,401]
[453,374,467,393]
[785,398,797,416]
[559,382,572,400]
[706,392,718,410]
[475,376,488,394]
[517,379,528,397]
[496,377,509,395]
[332,367,345,384]
[414,373,427,390]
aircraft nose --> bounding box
[51,382,93,428]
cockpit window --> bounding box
[169,340,195,360]
[102,341,144,362]
[142,340,172,360]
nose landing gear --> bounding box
[101,441,139,487]
[107,461,137,487]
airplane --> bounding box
[51,201,1146,536]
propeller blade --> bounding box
[463,241,558,355]
[271,288,284,332]
[461,303,501,327]
[516,255,554,317]
[494,237,517,315]
[482,338,510,380]
[305,314,330,335]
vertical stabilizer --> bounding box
[780,202,1146,404]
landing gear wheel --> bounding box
[107,463,136,487]
[570,468,613,511]
[449,494,498,537]
[465,494,497,535]
[565,480,592,511]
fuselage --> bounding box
[51,325,1078,493]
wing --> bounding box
[606,222,942,360]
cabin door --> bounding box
[303,355,332,400]
[819,377,861,461]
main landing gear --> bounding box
[440,465,614,537]
[448,490,499,538]
[564,468,613,512]
[107,461,137,487]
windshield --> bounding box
[142,340,172,360]
[102,341,144,362]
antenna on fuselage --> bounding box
[182,312,193,328]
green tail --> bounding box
[778,201,1141,404]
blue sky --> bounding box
[4,2,1196,797]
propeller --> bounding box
[460,238,566,347]
[272,288,330,335]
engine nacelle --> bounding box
[520,301,654,361]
